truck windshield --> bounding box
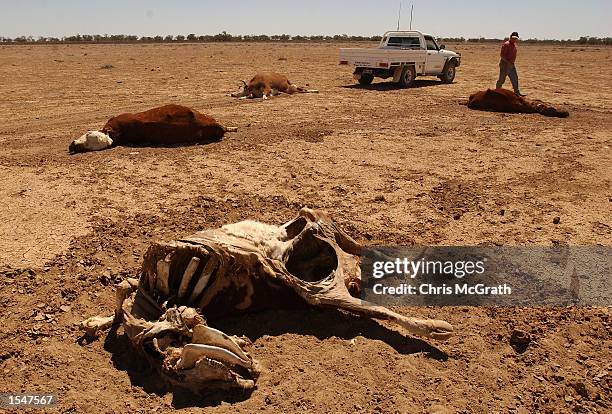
[386,36,421,49]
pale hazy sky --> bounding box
[1,0,610,40]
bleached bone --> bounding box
[188,255,217,305]
[178,344,252,370]
[80,278,139,336]
[82,208,453,393]
[155,254,172,297]
[178,256,201,300]
[192,325,250,362]
[81,315,114,337]
[116,279,137,312]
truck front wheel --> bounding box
[398,65,416,88]
[358,73,374,85]
[440,61,456,84]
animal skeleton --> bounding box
[82,208,453,392]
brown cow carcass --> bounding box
[231,72,318,99]
[467,88,569,118]
[69,104,233,153]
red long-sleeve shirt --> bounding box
[500,40,517,64]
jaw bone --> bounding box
[81,208,453,393]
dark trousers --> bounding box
[496,59,519,92]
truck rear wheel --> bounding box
[440,61,456,84]
[398,65,416,88]
[358,73,374,85]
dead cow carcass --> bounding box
[466,88,569,118]
[82,208,453,392]
[231,72,318,99]
[69,104,235,153]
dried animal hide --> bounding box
[82,208,453,392]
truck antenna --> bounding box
[397,1,402,31]
[410,4,414,30]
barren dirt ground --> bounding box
[0,42,611,413]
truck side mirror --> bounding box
[440,44,445,50]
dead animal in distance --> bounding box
[69,104,237,153]
[230,72,318,99]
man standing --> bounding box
[496,31,525,96]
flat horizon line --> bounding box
[2,33,611,42]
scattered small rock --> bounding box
[552,374,565,382]
[427,404,451,414]
[100,64,114,69]
[553,216,561,225]
[509,329,530,353]
[569,381,590,399]
[453,213,462,220]
[99,274,111,286]
[374,195,386,202]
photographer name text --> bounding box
[372,283,512,296]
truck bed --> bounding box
[339,47,426,68]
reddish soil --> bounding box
[0,42,610,413]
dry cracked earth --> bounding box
[0,42,611,413]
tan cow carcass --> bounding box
[231,72,318,99]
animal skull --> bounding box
[230,81,250,99]
[82,208,453,392]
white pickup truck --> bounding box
[339,30,461,87]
